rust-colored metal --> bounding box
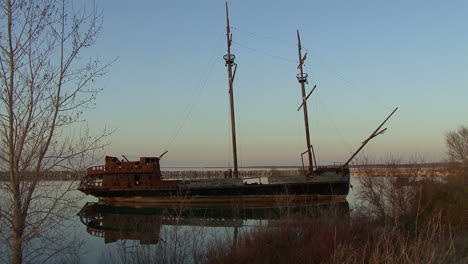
[82,156,179,190]
[87,156,160,175]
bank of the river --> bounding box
[0,164,450,182]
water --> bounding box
[0,176,362,263]
[75,201,351,263]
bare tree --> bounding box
[355,155,419,223]
[0,0,111,263]
[445,126,468,164]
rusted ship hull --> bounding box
[79,180,349,205]
[78,156,349,205]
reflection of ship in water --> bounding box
[79,203,163,244]
[78,201,349,245]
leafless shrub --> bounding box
[204,209,456,264]
[446,126,468,164]
[203,152,466,263]
[354,155,419,224]
[331,213,455,264]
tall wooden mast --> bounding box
[224,2,239,177]
[296,30,314,174]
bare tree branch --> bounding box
[0,1,112,263]
[445,126,468,165]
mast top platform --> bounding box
[223,54,236,65]
[296,73,308,83]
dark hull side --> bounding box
[79,180,350,205]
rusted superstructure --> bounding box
[80,156,179,193]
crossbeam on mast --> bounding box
[297,85,317,111]
[296,30,315,174]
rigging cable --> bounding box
[225,72,232,170]
[304,55,355,158]
[308,61,322,165]
[230,26,296,47]
[231,41,296,64]
[304,48,393,111]
[199,27,393,166]
[294,96,305,167]
[235,68,242,169]
[229,26,392,112]
[163,30,226,152]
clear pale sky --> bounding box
[82,0,468,167]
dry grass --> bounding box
[203,161,467,264]
[204,211,457,264]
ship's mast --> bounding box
[224,2,239,178]
[296,31,314,174]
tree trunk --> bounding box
[12,210,25,264]
[0,1,109,262]
[12,236,23,264]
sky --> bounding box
[80,0,468,167]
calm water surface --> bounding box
[3,176,362,263]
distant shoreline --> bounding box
[0,162,452,181]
